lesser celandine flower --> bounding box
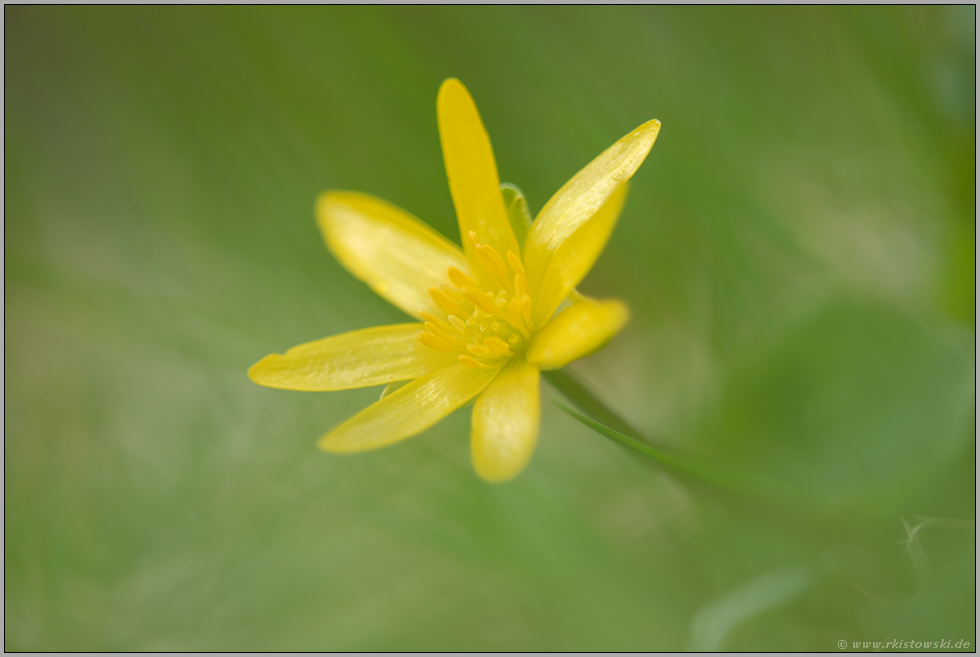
[249,79,659,482]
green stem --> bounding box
[542,368,820,508]
[540,369,649,443]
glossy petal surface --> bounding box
[248,324,455,391]
[319,362,498,453]
[524,120,660,326]
[437,78,519,265]
[471,359,541,482]
[527,298,630,370]
[317,191,470,319]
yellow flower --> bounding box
[249,79,659,482]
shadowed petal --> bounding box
[319,362,498,453]
[524,119,660,327]
[527,297,630,370]
[317,191,471,319]
[248,324,456,391]
[471,359,541,482]
[437,78,520,265]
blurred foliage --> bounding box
[4,6,975,651]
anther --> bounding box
[428,286,464,317]
[467,343,493,358]
[418,332,455,354]
[424,322,449,340]
[508,297,529,338]
[461,287,497,314]
[484,336,514,357]
[459,354,495,370]
[475,244,509,282]
[419,311,455,335]
[506,251,526,279]
[514,273,528,299]
[447,266,479,291]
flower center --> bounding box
[417,231,533,369]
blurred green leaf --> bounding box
[687,300,974,517]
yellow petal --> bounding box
[471,359,541,482]
[317,191,471,319]
[319,362,498,453]
[527,298,630,370]
[524,119,660,327]
[248,323,455,391]
[528,183,629,328]
[437,79,519,265]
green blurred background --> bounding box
[5,6,975,651]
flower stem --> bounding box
[540,368,649,443]
[544,369,868,540]
[542,368,818,507]
[543,368,721,480]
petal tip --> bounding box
[316,190,367,222]
[317,428,364,454]
[633,118,662,149]
[316,434,338,452]
[473,463,524,484]
[247,355,276,386]
[438,77,467,99]
[315,191,343,232]
[610,299,632,327]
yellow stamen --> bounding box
[475,244,509,282]
[506,251,526,279]
[514,273,528,299]
[417,332,455,354]
[462,287,497,314]
[423,323,468,349]
[484,336,514,357]
[419,311,458,335]
[508,297,529,338]
[416,241,535,363]
[459,354,496,370]
[447,266,479,291]
[428,286,464,317]
[467,343,493,358]
[424,321,449,339]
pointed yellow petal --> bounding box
[317,191,471,319]
[248,323,455,391]
[437,79,520,265]
[319,362,498,453]
[527,183,628,328]
[471,359,541,482]
[527,298,630,370]
[524,119,660,326]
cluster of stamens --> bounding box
[418,231,533,369]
